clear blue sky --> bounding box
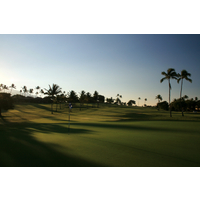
[1,34,200,105]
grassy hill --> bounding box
[1,103,200,167]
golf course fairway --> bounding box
[1,103,200,167]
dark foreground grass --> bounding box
[1,104,200,167]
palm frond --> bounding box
[160,77,166,83]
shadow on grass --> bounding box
[0,121,104,167]
[108,111,200,122]
[72,121,200,135]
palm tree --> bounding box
[160,68,178,117]
[44,84,62,114]
[9,83,16,95]
[28,88,34,97]
[35,86,40,97]
[2,85,9,93]
[116,94,122,106]
[138,97,141,106]
[144,98,147,106]
[85,92,92,108]
[79,90,86,110]
[155,94,162,103]
[22,86,28,97]
[0,84,3,92]
[127,100,136,106]
[40,89,44,97]
[183,95,189,100]
[177,70,192,116]
[93,91,99,107]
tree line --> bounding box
[0,83,136,115]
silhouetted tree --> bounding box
[93,91,99,107]
[9,84,16,95]
[67,90,78,103]
[22,86,28,97]
[127,100,136,106]
[28,88,34,97]
[0,93,14,117]
[177,70,192,116]
[138,97,141,106]
[44,84,62,114]
[157,101,169,111]
[155,94,162,103]
[160,68,178,117]
[35,86,40,97]
[144,98,147,106]
[79,90,86,110]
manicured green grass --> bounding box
[1,103,200,166]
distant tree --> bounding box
[138,97,141,106]
[0,93,14,117]
[195,97,198,101]
[44,84,62,114]
[177,70,192,116]
[155,94,162,103]
[40,89,44,97]
[35,86,40,97]
[106,97,115,105]
[0,84,3,92]
[79,90,86,110]
[28,88,34,97]
[157,101,169,111]
[127,100,136,106]
[9,84,16,95]
[67,90,78,103]
[98,95,105,103]
[115,94,122,106]
[2,85,9,93]
[22,86,28,97]
[85,92,92,108]
[183,95,189,100]
[160,68,178,117]
[93,91,99,107]
[144,98,147,106]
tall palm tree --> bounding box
[177,70,192,116]
[44,84,62,114]
[160,68,178,117]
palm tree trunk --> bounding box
[180,79,184,116]
[51,103,53,114]
[169,80,172,117]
